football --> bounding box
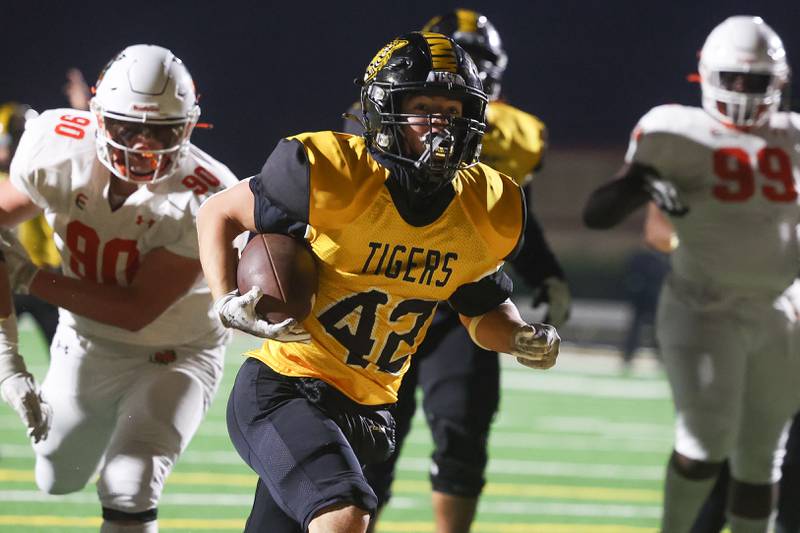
[236,233,318,323]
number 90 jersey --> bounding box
[626,104,800,294]
[9,109,239,345]
[246,131,525,405]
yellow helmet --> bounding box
[0,102,37,170]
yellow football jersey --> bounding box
[481,101,547,185]
[246,132,524,405]
[19,215,60,268]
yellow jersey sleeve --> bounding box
[481,101,547,184]
[19,215,60,268]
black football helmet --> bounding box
[423,10,507,99]
[361,31,487,190]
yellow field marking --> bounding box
[0,469,33,482]
[378,526,655,533]
[0,515,244,529]
[0,468,660,503]
[0,515,659,532]
[0,515,99,527]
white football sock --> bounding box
[660,463,717,533]
[100,520,158,533]
[727,512,773,533]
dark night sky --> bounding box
[3,0,799,178]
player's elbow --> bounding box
[582,201,617,229]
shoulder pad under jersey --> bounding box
[481,101,546,184]
[454,162,525,261]
[289,131,388,228]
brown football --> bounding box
[236,233,317,323]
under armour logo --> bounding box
[136,215,155,228]
[75,193,88,209]
[149,349,177,365]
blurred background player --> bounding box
[618,203,671,371]
[63,68,92,112]
[584,16,800,533]
[0,44,238,533]
[342,10,571,533]
[199,31,560,533]
[0,103,60,348]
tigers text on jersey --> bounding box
[626,104,800,294]
[9,109,239,345]
[481,101,547,184]
[246,131,525,405]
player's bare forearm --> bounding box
[644,202,677,253]
[459,300,528,354]
[583,164,650,229]
[29,248,201,331]
[197,181,257,301]
[0,181,42,228]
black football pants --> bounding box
[364,307,500,504]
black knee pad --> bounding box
[671,451,724,480]
[102,507,158,522]
[428,416,489,498]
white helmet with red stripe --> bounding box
[699,16,789,127]
[89,44,200,184]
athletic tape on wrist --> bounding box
[467,315,491,350]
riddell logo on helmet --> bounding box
[131,103,160,112]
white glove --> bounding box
[1,371,52,443]
[644,177,689,217]
[0,228,38,295]
[533,276,572,328]
[214,286,311,342]
[510,323,560,370]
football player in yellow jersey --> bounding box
[341,11,571,533]
[198,31,560,533]
[0,103,60,347]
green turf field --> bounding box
[0,321,676,532]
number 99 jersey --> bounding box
[9,108,239,345]
[245,131,525,405]
[626,104,800,294]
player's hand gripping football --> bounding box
[0,229,38,295]
[510,322,560,369]
[214,286,311,342]
[1,370,52,443]
[644,177,689,217]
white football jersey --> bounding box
[9,109,239,345]
[626,104,800,293]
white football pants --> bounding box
[658,276,800,483]
[33,323,228,513]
